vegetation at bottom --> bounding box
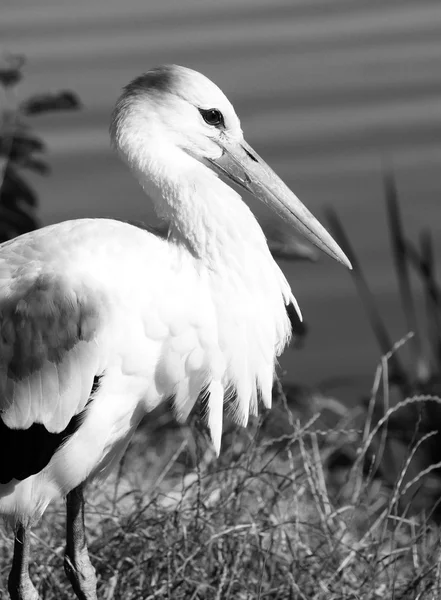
[2,373,441,600]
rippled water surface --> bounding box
[3,0,441,395]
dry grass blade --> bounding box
[351,394,441,475]
[384,170,423,381]
[326,207,409,388]
[391,430,437,504]
[419,230,441,367]
[404,236,441,308]
[404,232,441,369]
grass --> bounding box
[2,356,441,599]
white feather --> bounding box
[206,380,224,455]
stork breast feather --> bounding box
[0,273,102,432]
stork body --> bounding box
[0,66,349,599]
[0,212,291,521]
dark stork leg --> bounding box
[64,484,97,600]
[8,523,39,600]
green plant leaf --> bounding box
[20,91,81,115]
[0,54,25,87]
[1,166,39,207]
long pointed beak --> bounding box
[208,139,351,269]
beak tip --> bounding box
[324,240,353,270]
[342,255,353,270]
[334,252,352,270]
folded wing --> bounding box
[0,269,103,433]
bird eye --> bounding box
[199,108,224,127]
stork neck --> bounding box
[137,161,268,267]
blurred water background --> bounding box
[3,0,441,400]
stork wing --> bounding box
[0,267,102,433]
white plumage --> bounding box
[0,65,349,600]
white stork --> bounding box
[0,65,350,600]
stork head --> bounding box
[111,65,350,268]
